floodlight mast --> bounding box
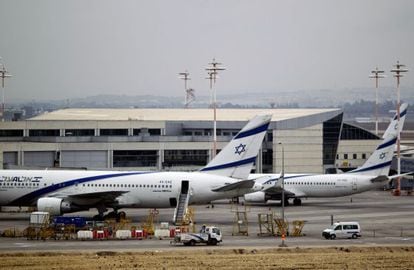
[0,59,12,122]
[206,58,226,158]
[178,70,192,108]
[369,67,385,135]
[390,61,408,196]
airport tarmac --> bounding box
[0,190,413,252]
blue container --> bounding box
[53,216,86,228]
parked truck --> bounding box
[172,226,222,246]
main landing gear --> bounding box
[293,198,302,206]
[93,209,126,222]
[280,198,302,206]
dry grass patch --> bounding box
[0,246,413,269]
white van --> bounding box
[322,222,361,239]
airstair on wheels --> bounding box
[173,180,190,226]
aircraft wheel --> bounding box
[117,211,127,222]
[104,211,118,220]
[293,198,302,206]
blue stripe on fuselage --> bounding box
[9,171,153,205]
[234,122,270,139]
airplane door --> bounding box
[181,180,189,194]
[352,178,357,191]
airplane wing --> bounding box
[262,176,305,197]
[212,179,255,192]
[51,191,129,206]
[262,186,299,197]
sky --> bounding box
[0,0,413,102]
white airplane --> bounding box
[245,103,409,206]
[0,114,272,219]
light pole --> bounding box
[0,58,12,122]
[278,142,287,247]
[369,67,385,135]
[178,70,192,108]
[206,58,226,158]
[390,61,408,196]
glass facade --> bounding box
[0,130,23,137]
[323,114,343,165]
[262,149,273,173]
[100,129,128,136]
[340,123,379,140]
[113,150,158,167]
[64,129,94,136]
[163,150,208,167]
[29,129,60,136]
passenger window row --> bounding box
[285,182,335,186]
[0,182,40,187]
[81,183,172,189]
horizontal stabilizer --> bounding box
[388,172,413,180]
[212,179,255,192]
[370,172,413,183]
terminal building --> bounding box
[0,108,410,174]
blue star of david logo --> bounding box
[379,152,386,160]
[235,143,246,155]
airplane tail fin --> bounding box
[382,103,408,139]
[349,103,408,176]
[200,114,272,179]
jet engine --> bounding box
[37,197,73,215]
[244,191,271,203]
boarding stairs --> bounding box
[173,192,190,226]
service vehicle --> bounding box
[172,226,222,246]
[322,221,361,239]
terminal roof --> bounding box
[29,108,341,122]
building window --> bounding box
[262,149,273,173]
[113,150,158,167]
[148,129,161,136]
[29,129,60,137]
[362,153,366,159]
[100,129,128,136]
[344,154,348,159]
[266,132,273,142]
[65,129,94,136]
[163,150,208,167]
[0,130,23,137]
[353,154,357,159]
[133,129,141,136]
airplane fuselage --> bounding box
[249,173,386,199]
[0,170,252,209]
